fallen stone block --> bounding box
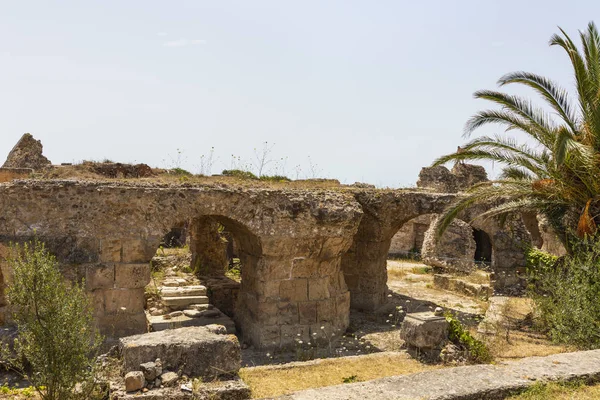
[400,312,448,350]
[124,371,145,392]
[119,326,241,379]
[160,371,178,387]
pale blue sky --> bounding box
[0,1,596,186]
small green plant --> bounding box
[222,169,259,180]
[525,247,558,270]
[171,167,192,176]
[445,312,492,363]
[259,175,291,182]
[342,375,358,383]
[1,239,103,400]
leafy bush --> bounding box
[1,240,103,400]
[445,313,492,363]
[222,169,258,180]
[528,238,600,349]
[525,247,558,270]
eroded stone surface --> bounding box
[119,326,241,379]
[2,133,51,170]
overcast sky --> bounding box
[0,1,597,187]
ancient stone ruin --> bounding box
[0,136,540,350]
[2,133,51,170]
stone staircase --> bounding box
[146,279,236,333]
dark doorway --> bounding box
[473,229,492,263]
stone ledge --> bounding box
[433,274,493,300]
[273,349,600,400]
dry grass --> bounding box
[507,381,600,399]
[239,352,440,398]
[481,298,571,361]
[462,270,490,285]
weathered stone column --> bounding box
[87,236,157,338]
[236,235,352,349]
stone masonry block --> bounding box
[291,257,320,279]
[98,311,147,338]
[260,280,281,300]
[317,299,336,322]
[119,327,241,380]
[122,239,155,263]
[89,289,105,317]
[256,301,278,325]
[100,239,121,263]
[400,312,449,350]
[104,288,145,315]
[308,278,330,301]
[253,325,281,349]
[277,301,299,325]
[298,301,317,325]
[85,264,115,290]
[279,279,308,302]
[115,263,150,289]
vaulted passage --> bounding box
[473,228,492,264]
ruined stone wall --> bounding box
[421,205,531,288]
[342,191,456,310]
[388,214,434,256]
[0,180,362,349]
[421,218,477,272]
[417,164,488,193]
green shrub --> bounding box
[528,238,600,349]
[1,240,103,400]
[525,247,558,270]
[170,167,192,176]
[445,313,492,363]
[222,169,258,180]
[259,175,291,182]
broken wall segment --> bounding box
[2,133,51,170]
[416,163,488,193]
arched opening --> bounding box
[473,228,492,265]
[160,224,188,248]
[388,215,434,259]
[145,215,261,340]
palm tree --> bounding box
[433,22,600,250]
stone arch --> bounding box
[188,215,261,321]
[341,191,456,311]
[421,217,478,271]
[388,214,435,257]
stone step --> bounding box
[162,296,209,309]
[160,285,207,297]
[147,314,236,334]
[161,278,189,287]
